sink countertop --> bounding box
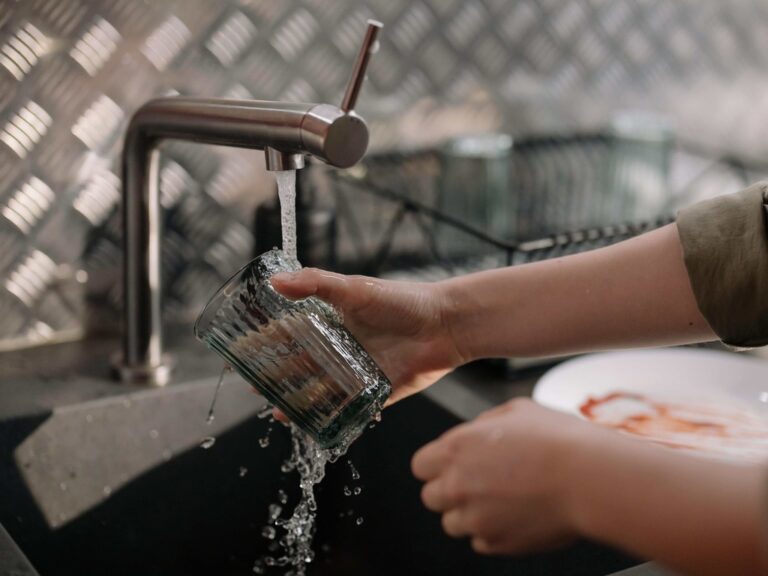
[0,331,668,576]
[0,326,232,421]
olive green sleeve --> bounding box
[676,181,768,348]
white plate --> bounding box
[533,348,768,461]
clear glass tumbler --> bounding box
[194,249,391,451]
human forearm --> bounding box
[562,430,766,575]
[439,223,716,362]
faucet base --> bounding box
[111,353,176,386]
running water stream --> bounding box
[253,169,349,575]
[274,170,297,261]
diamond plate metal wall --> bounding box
[1,0,768,349]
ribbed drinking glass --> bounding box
[194,249,391,450]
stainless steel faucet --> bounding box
[114,21,382,385]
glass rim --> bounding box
[194,249,294,339]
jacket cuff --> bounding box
[677,182,768,348]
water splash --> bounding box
[257,403,274,420]
[258,426,351,576]
[348,460,360,480]
[206,364,230,424]
[268,503,282,521]
[200,436,216,450]
[258,421,274,448]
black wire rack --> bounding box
[316,130,768,281]
[324,133,677,278]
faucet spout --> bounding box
[124,99,369,169]
[114,20,382,385]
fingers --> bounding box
[471,537,494,555]
[442,509,471,538]
[421,477,464,512]
[411,437,453,481]
[476,397,529,421]
[271,268,350,305]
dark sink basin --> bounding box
[0,336,639,576]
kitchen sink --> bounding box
[0,331,639,576]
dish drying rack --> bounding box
[325,133,675,276]
[321,131,768,275]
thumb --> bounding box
[271,268,351,307]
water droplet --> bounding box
[149,429,159,439]
[355,517,364,526]
[162,449,172,461]
[268,504,282,520]
[348,460,360,480]
[264,557,276,566]
[343,485,351,496]
[103,486,112,496]
[122,398,132,409]
[252,561,265,574]
[353,486,362,495]
[85,414,93,423]
[278,489,288,504]
[206,365,228,424]
[259,436,270,448]
[262,526,276,540]
[58,482,67,491]
[373,412,382,422]
[200,436,216,449]
[239,467,248,477]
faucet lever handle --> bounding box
[340,19,382,113]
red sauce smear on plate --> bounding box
[578,391,768,460]
[580,392,728,436]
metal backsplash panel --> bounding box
[1,0,768,349]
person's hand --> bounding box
[411,398,600,554]
[271,269,465,408]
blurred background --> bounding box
[2,0,768,350]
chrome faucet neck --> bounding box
[114,21,382,385]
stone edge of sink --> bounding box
[0,523,39,576]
